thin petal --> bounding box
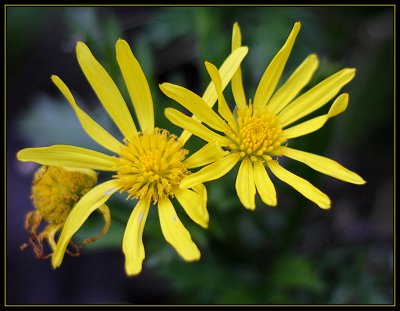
[41,223,62,251]
[268,161,331,209]
[95,204,111,239]
[51,75,123,154]
[184,141,228,169]
[253,161,277,206]
[235,158,256,210]
[253,22,301,109]
[282,93,348,139]
[192,184,208,226]
[180,46,249,143]
[180,153,240,189]
[165,108,231,147]
[231,22,247,110]
[52,180,120,268]
[17,145,116,171]
[116,39,154,131]
[278,68,356,127]
[202,46,249,107]
[282,147,366,184]
[122,198,150,276]
[81,204,112,245]
[267,54,319,115]
[76,41,137,139]
[160,83,227,132]
[205,61,236,126]
[175,188,208,228]
[158,197,200,261]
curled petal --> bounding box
[52,180,120,268]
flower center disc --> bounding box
[114,128,189,203]
[31,166,96,224]
[228,105,285,161]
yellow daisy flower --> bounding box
[17,39,248,275]
[21,165,110,260]
[160,22,366,210]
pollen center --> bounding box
[114,128,189,203]
[31,166,96,225]
[227,104,285,161]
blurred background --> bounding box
[6,6,394,305]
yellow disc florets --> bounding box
[114,128,189,203]
[227,104,285,161]
[31,166,97,225]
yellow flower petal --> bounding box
[116,39,154,132]
[267,54,319,115]
[51,75,123,154]
[93,204,111,241]
[180,153,240,189]
[278,68,356,127]
[205,61,236,126]
[17,145,117,171]
[122,198,150,276]
[253,22,301,109]
[42,224,63,251]
[158,197,200,261]
[76,41,137,139]
[180,46,248,143]
[268,161,331,209]
[202,46,249,107]
[282,147,366,185]
[184,141,228,169]
[80,204,112,246]
[235,158,256,210]
[160,83,227,132]
[231,22,247,110]
[175,188,209,228]
[52,180,120,268]
[165,108,231,147]
[253,161,277,207]
[282,93,349,139]
[192,183,208,225]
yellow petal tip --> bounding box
[116,38,129,49]
[269,201,278,208]
[345,68,356,76]
[51,257,60,269]
[16,150,22,160]
[16,149,28,161]
[200,222,209,229]
[204,60,213,68]
[187,252,201,262]
[319,202,331,210]
[241,46,249,53]
[76,41,86,49]
[244,205,256,211]
[159,83,168,90]
[125,266,142,276]
[356,177,367,185]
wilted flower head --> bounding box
[21,165,110,260]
